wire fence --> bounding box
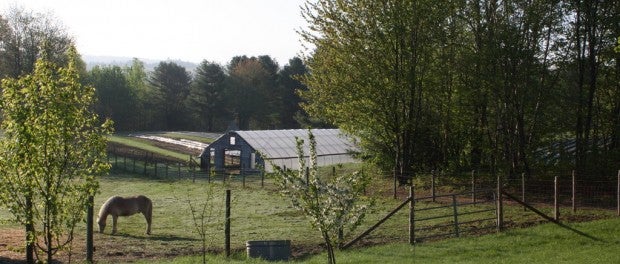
[107,149,619,245]
[108,149,619,214]
[107,152,270,188]
[388,170,620,212]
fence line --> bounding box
[108,149,619,214]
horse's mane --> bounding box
[97,196,119,221]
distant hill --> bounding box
[82,55,198,73]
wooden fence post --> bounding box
[432,170,436,202]
[305,167,309,186]
[191,163,196,183]
[409,184,415,245]
[143,152,147,175]
[471,170,476,204]
[86,195,94,263]
[261,171,264,188]
[452,194,460,237]
[225,189,231,257]
[522,173,526,211]
[393,170,397,200]
[554,176,560,221]
[572,170,576,213]
[242,170,246,188]
[497,174,503,232]
[617,170,619,217]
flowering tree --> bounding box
[270,131,370,264]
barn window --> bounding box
[230,136,236,145]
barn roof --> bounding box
[235,129,356,160]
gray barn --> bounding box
[199,129,358,175]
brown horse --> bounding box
[97,195,152,235]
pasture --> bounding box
[145,217,620,263]
[1,131,618,263]
[1,171,617,263]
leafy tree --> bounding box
[300,0,455,185]
[226,57,271,129]
[565,0,620,175]
[123,58,157,130]
[86,65,137,131]
[0,14,11,79]
[279,57,310,128]
[186,184,220,264]
[270,131,370,264]
[0,6,73,78]
[186,60,228,132]
[256,55,282,127]
[148,61,192,130]
[0,48,112,263]
[457,0,567,176]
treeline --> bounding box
[0,7,322,132]
[300,0,619,179]
[84,55,320,132]
[1,2,619,179]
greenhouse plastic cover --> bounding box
[236,129,357,160]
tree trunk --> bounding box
[323,231,336,264]
[26,196,34,264]
[87,196,94,263]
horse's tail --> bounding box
[143,196,153,235]
[146,196,153,221]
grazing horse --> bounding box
[97,195,152,235]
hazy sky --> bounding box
[0,0,310,65]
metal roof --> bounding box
[235,129,356,160]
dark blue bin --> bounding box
[246,240,291,261]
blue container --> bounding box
[246,240,291,261]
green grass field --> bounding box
[1,170,618,263]
[137,217,620,264]
[108,135,191,160]
[147,132,215,144]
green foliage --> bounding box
[300,0,619,178]
[186,60,228,131]
[86,65,138,131]
[148,61,192,130]
[269,130,371,264]
[225,56,280,130]
[0,47,112,262]
[279,57,313,128]
[0,7,73,78]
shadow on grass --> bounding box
[0,257,27,264]
[502,191,603,242]
[110,233,199,242]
